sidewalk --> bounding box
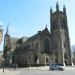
[0,68,19,75]
[0,66,75,75]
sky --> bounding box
[0,0,75,51]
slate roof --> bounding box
[10,37,19,45]
[16,36,29,44]
[25,27,49,42]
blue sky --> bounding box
[0,0,75,50]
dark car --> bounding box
[49,64,64,71]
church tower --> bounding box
[3,25,11,59]
[50,3,71,65]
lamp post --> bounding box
[2,58,5,72]
[9,58,12,70]
[63,50,65,66]
[36,58,39,70]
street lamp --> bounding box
[9,58,12,70]
[36,58,39,70]
[2,58,5,72]
[63,48,65,66]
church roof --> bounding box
[16,36,28,44]
[16,27,49,45]
[10,37,19,45]
[25,27,49,42]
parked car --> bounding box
[49,64,64,71]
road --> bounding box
[0,66,75,75]
[18,68,75,75]
[18,66,75,75]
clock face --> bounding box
[0,31,2,45]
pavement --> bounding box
[18,66,75,75]
[18,69,75,75]
[0,68,19,75]
[0,66,75,75]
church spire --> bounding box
[63,5,66,15]
[46,24,47,28]
[50,7,53,16]
[56,2,59,11]
[6,23,9,35]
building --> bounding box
[0,25,3,45]
[12,3,71,67]
[12,36,28,66]
[6,37,19,65]
[4,3,72,67]
[72,52,75,65]
[72,46,75,65]
[0,25,3,66]
[13,27,51,67]
[49,3,71,65]
[3,26,11,60]
[0,51,3,65]
[3,25,19,65]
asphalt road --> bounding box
[17,69,75,75]
[0,66,75,75]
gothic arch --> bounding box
[44,38,50,53]
[33,54,38,64]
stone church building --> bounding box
[3,3,72,67]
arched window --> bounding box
[44,38,49,53]
[33,54,38,64]
[61,19,66,29]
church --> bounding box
[3,3,72,67]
